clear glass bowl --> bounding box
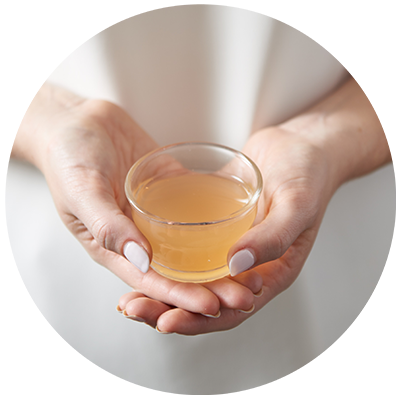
[125,142,262,282]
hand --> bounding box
[118,78,390,335]
[14,84,262,317]
[118,126,334,334]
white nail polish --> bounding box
[229,249,255,276]
[123,241,149,273]
[238,304,255,314]
[201,310,221,318]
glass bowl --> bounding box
[125,142,262,282]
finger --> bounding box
[228,197,313,276]
[253,231,317,297]
[71,182,152,274]
[117,290,147,311]
[156,308,212,335]
[228,269,264,296]
[202,277,255,312]
[156,306,254,335]
[139,270,221,316]
[123,297,173,328]
[102,254,221,316]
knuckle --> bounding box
[271,226,293,259]
[91,217,114,251]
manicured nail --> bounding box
[238,304,255,314]
[156,326,173,334]
[229,249,255,276]
[123,309,147,323]
[123,241,149,273]
[201,310,221,318]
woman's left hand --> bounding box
[117,126,335,334]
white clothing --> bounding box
[6,5,395,395]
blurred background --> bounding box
[5,5,396,395]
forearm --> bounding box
[12,83,85,169]
[280,77,391,191]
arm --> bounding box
[12,83,85,167]
[281,77,391,187]
[139,77,396,334]
[228,77,391,276]
[118,77,391,334]
[5,4,262,322]
[229,4,396,280]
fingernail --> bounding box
[116,305,123,313]
[123,241,149,273]
[229,249,255,276]
[201,310,221,318]
[123,309,147,323]
[254,288,264,298]
[156,326,173,334]
[238,304,255,314]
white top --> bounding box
[7,5,394,395]
[48,6,347,149]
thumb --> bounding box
[228,199,311,276]
[71,188,152,273]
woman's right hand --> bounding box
[13,83,262,317]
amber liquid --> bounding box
[132,172,256,282]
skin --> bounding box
[13,83,262,318]
[118,77,392,334]
[13,77,391,335]
[6,77,396,335]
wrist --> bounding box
[13,83,85,171]
[278,78,390,191]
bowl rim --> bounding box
[124,142,263,226]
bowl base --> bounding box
[150,260,230,283]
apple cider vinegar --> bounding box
[132,172,257,282]
[125,142,262,282]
